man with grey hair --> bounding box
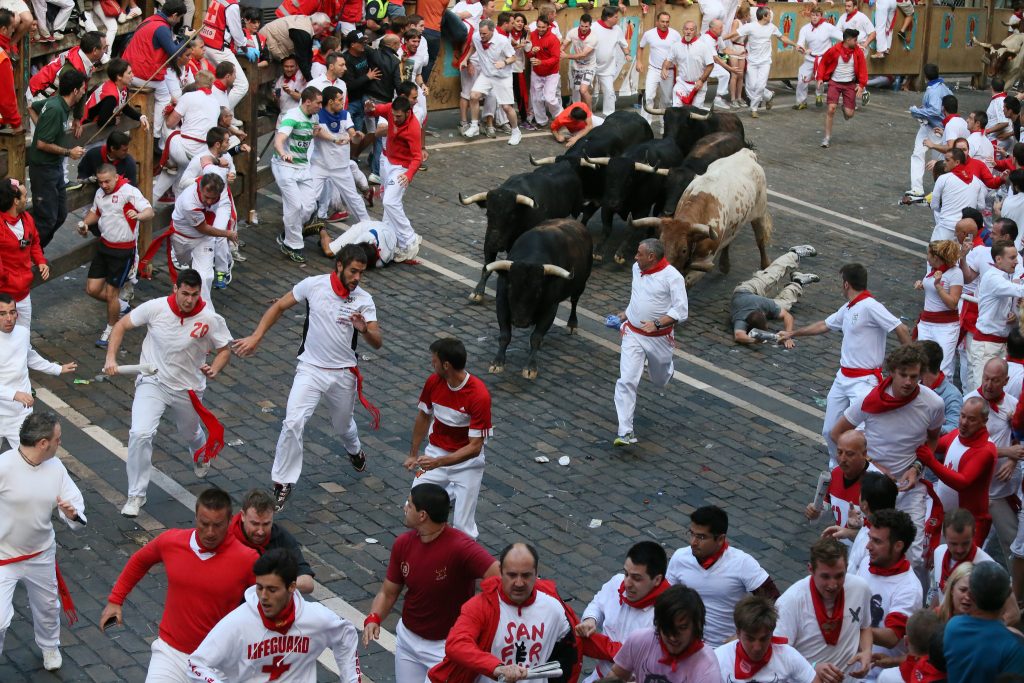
[609,238,688,447]
[944,562,1024,679]
[0,412,86,673]
[463,19,522,145]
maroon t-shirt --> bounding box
[386,526,496,640]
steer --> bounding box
[486,219,593,380]
[459,160,583,303]
[644,103,745,157]
[662,131,747,216]
[586,137,685,264]
[633,148,772,287]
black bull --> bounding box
[486,219,593,380]
[661,131,748,215]
[644,103,746,157]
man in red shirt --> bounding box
[365,96,423,262]
[0,179,47,331]
[363,483,498,681]
[805,429,875,535]
[550,102,598,147]
[528,15,562,129]
[816,28,867,149]
[405,337,492,540]
[99,488,257,683]
[0,11,20,130]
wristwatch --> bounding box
[654,319,663,330]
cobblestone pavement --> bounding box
[1,81,991,681]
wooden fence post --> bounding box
[235,59,261,220]
[128,87,156,273]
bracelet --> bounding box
[364,612,382,627]
[912,460,924,474]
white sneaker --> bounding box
[42,648,61,671]
[463,122,480,138]
[508,128,522,146]
[368,173,381,185]
[713,97,728,109]
[121,495,146,517]
[117,11,128,22]
[126,6,141,18]
[194,458,210,479]
[404,234,422,260]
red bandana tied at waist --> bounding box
[618,578,670,608]
[860,377,919,414]
[734,637,788,679]
[810,581,844,645]
[259,595,296,635]
[658,636,704,671]
[0,553,77,624]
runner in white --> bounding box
[104,270,233,518]
[311,85,369,226]
[703,19,741,110]
[405,337,492,540]
[837,0,876,54]
[872,0,897,57]
[913,239,963,377]
[0,412,86,674]
[272,86,323,264]
[972,242,1024,388]
[795,5,840,110]
[232,244,382,512]
[637,12,679,127]
[666,505,779,649]
[714,595,816,682]
[153,71,223,201]
[662,20,714,109]
[198,0,249,107]
[779,263,912,465]
[591,6,629,118]
[187,549,361,682]
[563,13,599,108]
[929,509,993,607]
[320,220,397,266]
[167,174,237,302]
[724,6,799,118]
[463,20,521,145]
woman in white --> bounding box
[727,3,750,108]
[914,240,963,378]
[725,7,798,117]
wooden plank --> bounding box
[128,87,156,275]
[236,59,262,218]
[931,7,988,75]
[0,128,25,182]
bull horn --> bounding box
[584,156,611,166]
[688,108,711,121]
[634,162,659,173]
[579,159,597,169]
[632,217,662,229]
[644,103,666,116]
[542,264,572,279]
[656,168,670,176]
[530,154,556,166]
[485,260,514,273]
[515,194,536,208]
[689,223,718,241]
[459,191,488,205]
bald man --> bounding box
[806,430,878,538]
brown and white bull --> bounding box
[632,148,772,286]
[975,33,1024,88]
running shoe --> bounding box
[348,450,367,472]
[273,483,293,512]
[96,324,113,349]
[214,272,227,289]
[121,495,146,517]
[613,432,638,447]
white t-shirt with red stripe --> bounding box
[419,373,492,464]
[825,296,901,372]
[92,180,152,250]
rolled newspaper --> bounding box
[810,471,831,511]
[115,364,158,376]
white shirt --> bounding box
[964,389,1023,499]
[1009,358,1024,398]
[173,90,223,141]
[832,54,856,84]
[666,545,770,648]
[798,20,840,56]
[291,273,376,369]
[591,20,628,76]
[92,180,152,248]
[836,10,874,41]
[848,526,869,577]
[715,639,816,683]
[171,181,232,238]
[824,296,901,371]
[328,221,396,268]
[453,0,483,31]
[1001,195,1024,252]
[987,94,1009,139]
[976,266,1024,337]
[472,32,515,79]
[312,110,355,169]
[176,151,236,204]
[0,448,86,560]
[968,130,996,169]
[0,326,60,419]
[273,72,307,118]
[844,385,945,476]
[624,262,689,329]
[307,74,347,107]
[931,544,993,603]
[923,266,963,312]
[188,586,361,683]
[581,574,656,682]
[310,60,326,81]
[857,562,923,677]
[737,21,781,66]
[639,27,681,70]
[942,115,971,144]
[129,297,232,392]
[482,592,570,683]
[931,172,986,241]
[667,39,715,84]
[697,0,726,32]
[565,26,599,70]
[775,575,873,681]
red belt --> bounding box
[156,131,208,171]
[919,310,960,324]
[624,320,673,337]
[139,223,179,282]
[101,238,137,250]
[973,330,1008,344]
[959,299,979,344]
[840,366,883,382]
[0,551,77,625]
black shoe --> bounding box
[348,450,367,472]
[273,483,293,512]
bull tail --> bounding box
[752,211,774,269]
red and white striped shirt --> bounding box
[418,373,492,454]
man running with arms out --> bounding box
[363,483,498,681]
[273,86,323,264]
[405,337,492,540]
[818,28,868,149]
[187,549,361,682]
[104,270,233,518]
[233,245,382,512]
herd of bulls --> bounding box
[457,105,776,379]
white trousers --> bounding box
[916,321,959,378]
[395,619,446,683]
[596,72,617,116]
[412,443,484,539]
[381,156,417,250]
[795,54,823,104]
[958,331,974,390]
[203,47,248,108]
[0,413,27,451]
[988,495,1020,556]
[153,135,206,201]
[15,294,30,330]
[530,73,561,126]
[614,327,674,437]
[127,377,205,498]
[0,542,59,652]
[133,77,172,142]
[744,61,772,111]
[272,158,317,250]
[31,0,72,35]
[1009,496,1024,558]
[213,236,233,273]
[92,6,117,60]
[896,482,927,568]
[874,0,897,53]
[171,235,215,303]
[969,338,1006,390]
[822,371,878,463]
[710,63,730,102]
[272,362,360,485]
[642,68,673,124]
[312,164,370,224]
[672,80,708,109]
[146,637,190,683]
[910,123,944,195]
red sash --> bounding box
[973,330,1008,343]
[840,366,883,382]
[0,552,77,624]
[919,310,959,324]
[624,321,674,338]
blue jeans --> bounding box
[348,99,366,159]
[370,136,384,176]
[386,2,405,17]
[422,10,468,82]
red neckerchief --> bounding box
[330,271,350,298]
[167,294,207,325]
[943,113,961,126]
[994,92,1007,102]
[229,511,270,551]
[705,30,719,41]
[498,586,538,615]
[860,376,920,414]
[928,371,946,390]
[977,386,1004,413]
[868,556,911,576]
[1008,356,1024,366]
[811,18,823,28]
[496,27,508,36]
[735,637,787,679]
[641,258,670,276]
[104,175,131,196]
[578,27,591,39]
[0,211,22,234]
[681,34,699,45]
[927,262,952,278]
[909,655,946,683]
[658,635,704,672]
[809,580,844,645]
[939,544,978,590]
[973,235,986,247]
[509,29,523,41]
[838,43,857,61]
[312,51,325,65]
[958,425,991,448]
[198,86,213,95]
[259,594,296,635]
[481,40,491,49]
[950,163,974,184]
[617,579,670,608]
[598,19,613,29]
[657,27,669,39]
[1017,9,1024,19]
[845,10,858,22]
[0,35,9,51]
[699,540,729,570]
[213,79,228,92]
[846,290,873,308]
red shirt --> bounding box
[365,101,423,179]
[528,28,562,77]
[550,102,592,134]
[0,211,45,302]
[923,431,997,538]
[0,48,20,129]
[963,156,1005,189]
[826,465,863,529]
[418,373,493,453]
[107,528,257,653]
[386,526,496,640]
[816,43,868,88]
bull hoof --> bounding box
[567,325,578,335]
[468,292,484,304]
[592,252,604,263]
[613,254,626,265]
[522,367,538,380]
[488,363,504,374]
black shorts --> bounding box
[88,246,135,287]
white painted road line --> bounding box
[769,202,923,259]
